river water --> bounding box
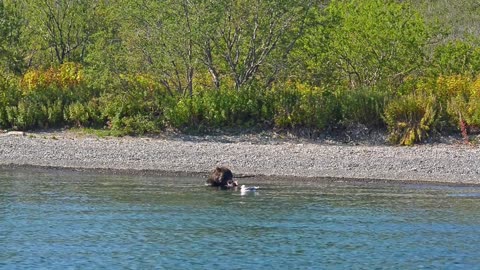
[1,168,480,269]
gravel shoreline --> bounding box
[1,131,480,185]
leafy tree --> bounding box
[204,0,315,90]
[21,0,97,66]
[295,0,429,88]
[107,0,314,95]
[110,0,206,96]
[430,39,480,76]
[83,1,129,90]
[0,0,24,73]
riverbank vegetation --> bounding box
[1,0,480,145]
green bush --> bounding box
[98,92,167,134]
[467,93,480,128]
[164,98,192,129]
[271,82,340,131]
[164,86,272,131]
[0,73,21,128]
[4,98,65,130]
[434,75,480,130]
[431,40,480,76]
[466,77,480,128]
[65,101,90,127]
[96,73,173,134]
[384,94,437,145]
[6,101,36,130]
[120,115,156,135]
[395,74,480,141]
[295,0,429,88]
[41,99,63,127]
[0,63,98,130]
[337,86,388,127]
[221,86,272,127]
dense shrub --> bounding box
[295,0,429,88]
[0,73,20,128]
[431,40,480,76]
[0,63,91,130]
[164,82,341,133]
[64,101,90,127]
[337,86,388,127]
[434,75,480,132]
[21,62,87,100]
[468,78,480,127]
[384,94,437,146]
[270,82,340,131]
[97,74,172,134]
[98,93,160,135]
[165,86,272,131]
[4,62,480,144]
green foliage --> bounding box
[0,1,25,73]
[0,73,20,127]
[337,87,388,127]
[468,93,480,128]
[384,94,437,146]
[98,92,159,134]
[21,0,96,65]
[1,63,99,130]
[2,0,480,144]
[164,98,191,129]
[116,115,156,136]
[165,82,339,133]
[4,98,64,130]
[271,82,339,131]
[435,75,480,130]
[42,99,64,126]
[205,0,311,89]
[295,0,429,88]
[431,40,480,76]
[6,101,34,130]
[65,102,89,127]
[97,73,172,133]
[165,86,272,131]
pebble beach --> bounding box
[1,131,480,185]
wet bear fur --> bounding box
[206,166,238,188]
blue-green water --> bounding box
[1,169,480,269]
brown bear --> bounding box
[206,166,238,188]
